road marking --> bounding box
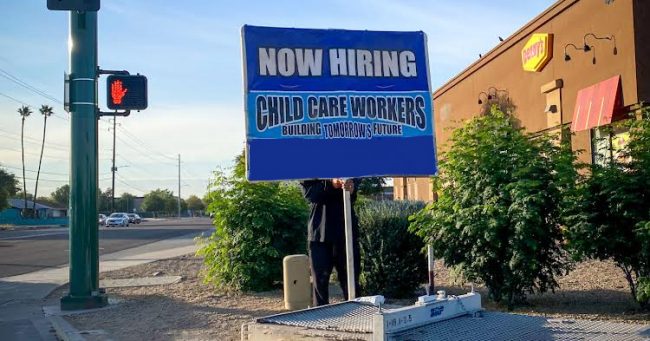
[0,232,66,240]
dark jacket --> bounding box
[300,179,359,243]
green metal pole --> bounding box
[61,10,107,310]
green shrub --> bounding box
[358,200,427,298]
[197,153,308,292]
[638,277,650,304]
[564,111,650,308]
[410,108,575,308]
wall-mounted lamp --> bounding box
[584,33,617,56]
[563,43,582,61]
[544,104,558,114]
[478,88,509,104]
[487,87,508,98]
[477,91,490,105]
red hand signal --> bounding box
[111,80,128,105]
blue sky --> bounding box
[0,0,554,199]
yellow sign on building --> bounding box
[521,33,553,72]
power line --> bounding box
[0,163,69,176]
[115,127,177,163]
[0,68,62,104]
[21,176,69,183]
[0,129,70,148]
[0,91,29,106]
[0,146,69,160]
[114,134,176,165]
[181,167,206,181]
[115,174,146,193]
[115,156,167,178]
[0,128,70,148]
[0,69,69,122]
[98,118,176,163]
[118,125,176,161]
[0,91,69,122]
[98,119,172,165]
[0,134,70,152]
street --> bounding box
[0,217,213,278]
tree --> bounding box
[142,189,176,214]
[119,192,135,212]
[357,177,386,199]
[36,196,59,208]
[186,195,205,215]
[410,108,575,308]
[564,111,650,308]
[17,105,32,217]
[15,190,33,201]
[197,151,308,291]
[33,105,54,217]
[50,184,70,207]
[0,167,19,211]
[98,187,113,212]
[180,198,188,213]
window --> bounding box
[591,125,630,166]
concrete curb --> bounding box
[48,316,86,341]
[0,224,66,231]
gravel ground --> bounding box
[49,255,649,341]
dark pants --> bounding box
[309,239,360,306]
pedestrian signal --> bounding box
[106,75,147,110]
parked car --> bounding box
[105,212,130,227]
[127,213,142,224]
[98,214,107,225]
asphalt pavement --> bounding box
[0,218,211,277]
[0,217,213,340]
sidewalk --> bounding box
[0,230,205,341]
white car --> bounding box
[105,213,130,227]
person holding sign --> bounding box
[301,178,361,306]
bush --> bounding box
[563,112,650,308]
[410,108,575,308]
[197,153,308,292]
[357,200,427,298]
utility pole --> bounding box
[61,10,107,310]
[111,117,117,212]
[177,154,181,219]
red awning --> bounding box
[571,75,622,132]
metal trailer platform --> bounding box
[242,301,650,341]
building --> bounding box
[395,0,649,201]
[0,199,68,225]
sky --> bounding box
[0,0,555,200]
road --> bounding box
[0,217,213,278]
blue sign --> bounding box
[242,25,437,181]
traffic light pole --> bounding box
[111,117,117,212]
[61,11,108,310]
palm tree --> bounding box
[33,105,54,217]
[17,105,32,217]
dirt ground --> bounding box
[50,255,649,341]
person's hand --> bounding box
[343,179,355,193]
[331,179,343,189]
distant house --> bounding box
[0,199,67,223]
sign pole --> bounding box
[427,244,435,295]
[342,186,356,300]
[60,10,107,310]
